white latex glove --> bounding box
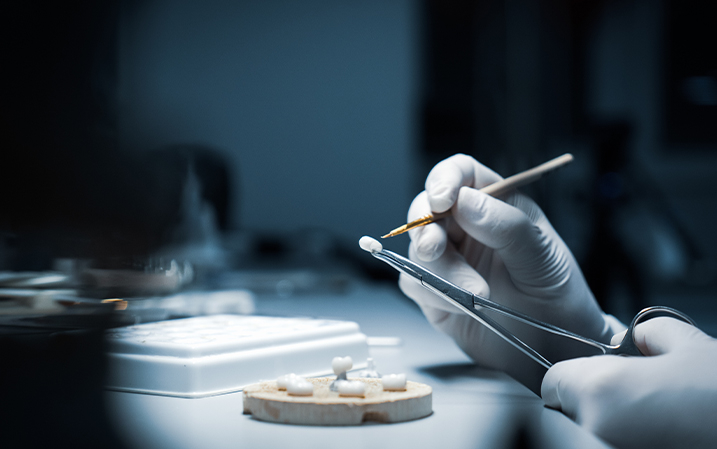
[399,154,616,392]
[542,317,717,448]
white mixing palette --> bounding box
[105,315,369,398]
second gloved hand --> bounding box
[399,154,617,391]
[542,317,717,449]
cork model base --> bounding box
[242,377,432,426]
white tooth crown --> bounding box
[276,373,300,390]
[337,380,365,397]
[286,378,313,396]
[332,356,353,375]
[359,236,383,253]
[381,373,407,391]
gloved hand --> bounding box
[399,154,618,392]
[542,317,717,449]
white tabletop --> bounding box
[107,283,611,449]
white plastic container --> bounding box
[105,315,369,398]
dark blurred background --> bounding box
[3,0,716,320]
[0,0,716,445]
[419,0,717,328]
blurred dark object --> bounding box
[581,122,645,310]
[147,144,233,233]
[419,0,592,192]
[0,317,125,449]
[221,230,370,295]
[77,259,194,298]
[0,0,146,261]
[418,0,717,321]
[0,2,232,270]
[565,120,707,314]
[0,2,160,447]
[147,145,233,276]
[419,0,478,175]
[664,0,717,146]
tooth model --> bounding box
[276,373,300,390]
[381,374,407,391]
[330,356,353,392]
[286,378,314,396]
[332,356,353,374]
[337,380,365,397]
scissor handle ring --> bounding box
[618,306,696,356]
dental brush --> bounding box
[382,153,574,238]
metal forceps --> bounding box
[370,247,696,369]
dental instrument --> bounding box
[382,153,574,238]
[359,237,696,369]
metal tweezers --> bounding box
[370,247,695,369]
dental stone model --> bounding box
[329,356,353,392]
[243,375,434,425]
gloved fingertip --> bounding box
[425,183,456,214]
[415,238,445,262]
[633,317,707,356]
[540,367,560,408]
[541,358,583,411]
[453,186,537,253]
[409,221,447,262]
[610,330,627,346]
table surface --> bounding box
[106,283,612,449]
